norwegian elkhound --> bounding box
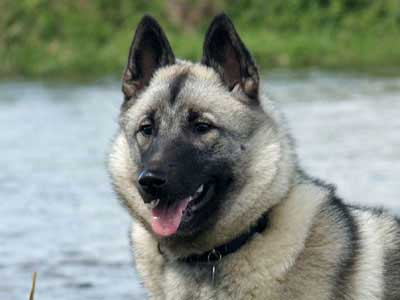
[108,14,400,300]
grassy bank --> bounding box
[1,0,400,79]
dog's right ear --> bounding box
[201,14,259,100]
[122,16,175,106]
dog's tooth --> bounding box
[188,196,193,202]
[196,185,204,194]
[146,199,160,209]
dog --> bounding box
[108,13,400,299]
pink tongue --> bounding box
[151,197,191,237]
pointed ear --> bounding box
[122,15,175,104]
[201,14,259,100]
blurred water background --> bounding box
[0,71,399,299]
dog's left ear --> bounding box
[201,14,259,100]
[122,15,175,105]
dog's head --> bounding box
[109,14,295,251]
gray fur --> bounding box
[108,14,400,299]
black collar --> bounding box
[179,212,269,264]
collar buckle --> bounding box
[208,249,222,286]
[207,249,222,263]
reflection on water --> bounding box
[1,71,399,299]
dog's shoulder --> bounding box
[311,181,400,299]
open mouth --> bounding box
[146,182,215,237]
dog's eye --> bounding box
[194,122,212,134]
[139,124,153,136]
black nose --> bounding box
[138,170,166,197]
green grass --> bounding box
[1,0,400,79]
